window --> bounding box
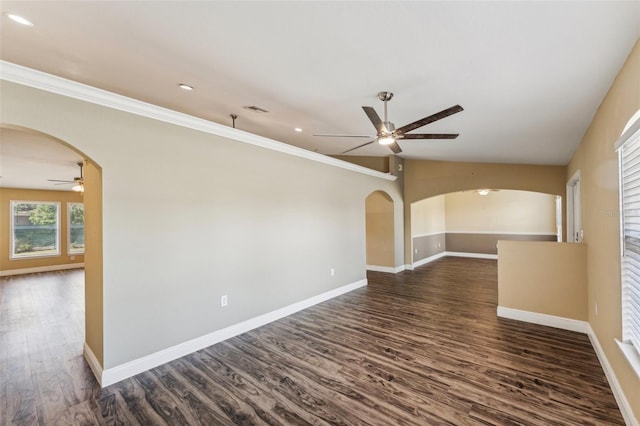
[11,201,60,259]
[617,110,640,377]
[68,202,85,254]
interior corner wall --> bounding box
[411,195,446,262]
[0,79,403,371]
[0,188,84,273]
[567,39,640,421]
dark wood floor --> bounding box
[1,258,623,425]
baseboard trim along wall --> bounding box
[496,307,636,424]
[587,325,637,426]
[412,252,446,269]
[496,306,588,333]
[366,264,406,273]
[445,252,498,260]
[0,262,85,277]
[83,343,104,387]
[99,278,368,387]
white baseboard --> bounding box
[100,278,367,387]
[445,251,497,260]
[496,306,588,333]
[366,264,406,273]
[588,326,638,426]
[83,343,103,387]
[0,262,84,277]
[412,252,446,269]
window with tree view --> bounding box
[11,201,60,258]
[68,202,85,254]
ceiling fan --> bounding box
[48,161,84,192]
[315,91,463,154]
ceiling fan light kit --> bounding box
[47,161,85,192]
[316,91,463,155]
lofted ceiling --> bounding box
[0,1,639,190]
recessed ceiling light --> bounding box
[178,83,193,91]
[294,127,303,132]
[6,13,33,26]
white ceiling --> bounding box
[0,1,639,189]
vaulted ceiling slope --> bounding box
[1,1,639,165]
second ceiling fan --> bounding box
[316,91,463,154]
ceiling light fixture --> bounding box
[178,83,193,91]
[477,189,490,196]
[294,127,302,132]
[6,13,33,26]
[378,135,395,146]
[72,183,84,193]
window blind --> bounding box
[619,119,640,354]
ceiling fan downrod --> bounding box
[378,91,394,133]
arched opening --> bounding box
[0,124,104,375]
[410,189,559,267]
[365,191,395,272]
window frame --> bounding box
[10,200,61,260]
[67,202,85,255]
[616,111,640,379]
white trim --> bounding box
[100,278,367,387]
[615,339,640,380]
[444,231,558,236]
[444,251,498,260]
[567,170,581,243]
[366,265,406,273]
[412,232,446,238]
[0,61,395,182]
[0,262,85,277]
[83,343,103,387]
[588,326,637,426]
[496,306,588,333]
[615,112,640,151]
[412,252,446,269]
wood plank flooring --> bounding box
[1,258,624,425]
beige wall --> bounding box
[444,190,556,234]
[567,40,640,420]
[365,191,395,267]
[497,241,587,321]
[0,187,84,272]
[403,160,567,265]
[411,195,445,236]
[83,160,103,365]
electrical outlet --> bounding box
[595,303,598,316]
[70,255,75,260]
[220,295,228,307]
[330,268,335,277]
[414,248,418,254]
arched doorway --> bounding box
[365,191,395,272]
[0,124,104,373]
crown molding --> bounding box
[0,60,396,182]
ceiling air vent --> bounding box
[243,105,269,113]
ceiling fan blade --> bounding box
[362,106,388,134]
[396,105,463,135]
[47,179,75,183]
[400,133,459,140]
[340,140,376,154]
[313,134,373,138]
[388,141,402,154]
[53,182,73,186]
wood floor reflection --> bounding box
[1,257,624,425]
